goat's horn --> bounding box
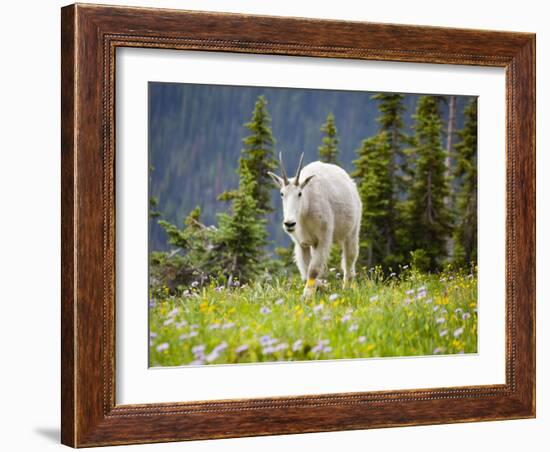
[279,152,289,185]
[295,152,305,185]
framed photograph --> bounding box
[61,3,535,447]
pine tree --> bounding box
[154,207,214,289]
[220,95,277,214]
[318,113,340,164]
[352,135,393,268]
[452,99,478,267]
[213,165,268,282]
[405,96,452,271]
[371,93,409,265]
[371,93,408,183]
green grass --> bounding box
[149,269,477,367]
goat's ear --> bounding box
[267,171,284,188]
[300,174,315,189]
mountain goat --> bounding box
[268,153,362,298]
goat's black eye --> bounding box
[298,192,302,197]
[280,192,284,197]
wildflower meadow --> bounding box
[149,268,477,366]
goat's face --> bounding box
[280,183,302,233]
[267,152,315,234]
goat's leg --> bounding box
[294,245,311,281]
[342,230,359,288]
[303,240,331,299]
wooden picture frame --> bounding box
[61,3,535,447]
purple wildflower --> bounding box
[235,344,249,354]
[292,340,303,352]
[156,343,169,352]
[275,343,288,352]
[192,345,206,355]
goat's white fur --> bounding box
[269,159,362,298]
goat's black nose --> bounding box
[284,221,296,229]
